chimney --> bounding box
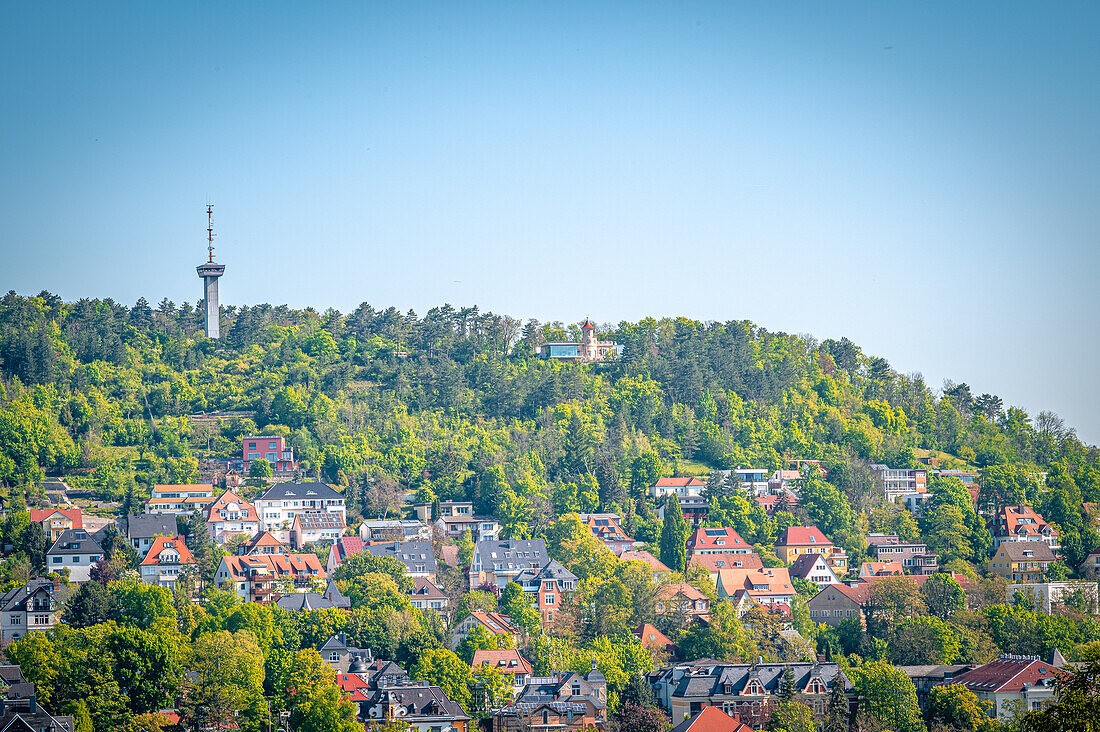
[30,694,36,713]
[52,576,60,591]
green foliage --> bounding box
[927,684,996,732]
[850,659,925,732]
[659,499,688,573]
[409,648,474,712]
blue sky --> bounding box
[2,2,1098,443]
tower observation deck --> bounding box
[196,205,225,339]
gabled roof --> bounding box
[330,536,365,567]
[659,583,708,602]
[364,540,436,573]
[717,568,794,598]
[776,526,831,547]
[788,553,833,579]
[687,527,752,553]
[276,593,338,611]
[860,561,904,577]
[473,649,533,676]
[140,536,196,566]
[239,531,288,554]
[257,481,343,501]
[621,549,672,573]
[995,541,1056,562]
[516,559,577,586]
[205,490,259,523]
[635,623,675,652]
[654,477,707,487]
[408,577,447,601]
[671,706,752,732]
[28,508,83,528]
[468,611,517,635]
[221,553,326,579]
[0,580,58,613]
[46,529,101,556]
[812,583,873,606]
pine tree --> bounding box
[779,665,796,701]
[824,676,850,732]
[660,498,687,573]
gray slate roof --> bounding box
[516,559,577,589]
[47,529,102,556]
[0,579,59,613]
[668,661,849,699]
[258,481,343,501]
[471,539,547,572]
[126,514,178,540]
[364,541,436,574]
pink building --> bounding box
[243,435,298,474]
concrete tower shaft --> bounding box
[196,205,224,339]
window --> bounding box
[545,594,556,605]
[269,441,277,449]
[330,652,339,662]
[53,557,61,564]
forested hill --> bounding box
[1,289,1097,555]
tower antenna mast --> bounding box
[207,204,216,262]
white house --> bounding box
[139,536,197,590]
[46,529,103,582]
[205,490,261,544]
[254,481,347,543]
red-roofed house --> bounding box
[291,512,346,549]
[205,490,260,544]
[326,536,365,573]
[992,506,1060,552]
[690,553,764,586]
[139,536,196,589]
[754,493,799,516]
[619,549,672,581]
[29,508,83,541]
[951,657,1060,719]
[579,513,636,554]
[635,623,677,659]
[472,649,533,691]
[450,611,518,650]
[859,561,905,578]
[716,567,795,609]
[215,553,327,602]
[239,531,289,556]
[775,526,848,575]
[687,527,753,558]
[652,477,707,499]
[670,706,752,732]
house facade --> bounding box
[255,482,347,542]
[788,553,839,587]
[491,664,608,732]
[989,542,1056,583]
[469,539,547,589]
[516,560,578,625]
[991,506,1060,551]
[716,568,796,609]
[866,534,939,575]
[241,435,298,474]
[806,583,871,627]
[450,611,517,650]
[46,529,103,582]
[215,553,327,601]
[652,477,707,499]
[126,514,178,554]
[650,660,852,726]
[204,490,261,543]
[951,657,1059,719]
[775,526,847,574]
[870,465,928,501]
[139,536,196,589]
[364,540,437,580]
[145,483,215,515]
[358,519,432,542]
[290,512,346,548]
[0,578,62,645]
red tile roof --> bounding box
[29,508,83,528]
[469,611,517,635]
[671,706,752,732]
[777,526,831,547]
[222,553,327,579]
[953,657,1059,693]
[140,536,196,566]
[690,553,764,573]
[620,549,672,573]
[658,583,708,602]
[654,477,707,487]
[205,490,259,523]
[635,623,675,652]
[687,527,752,553]
[472,649,533,676]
